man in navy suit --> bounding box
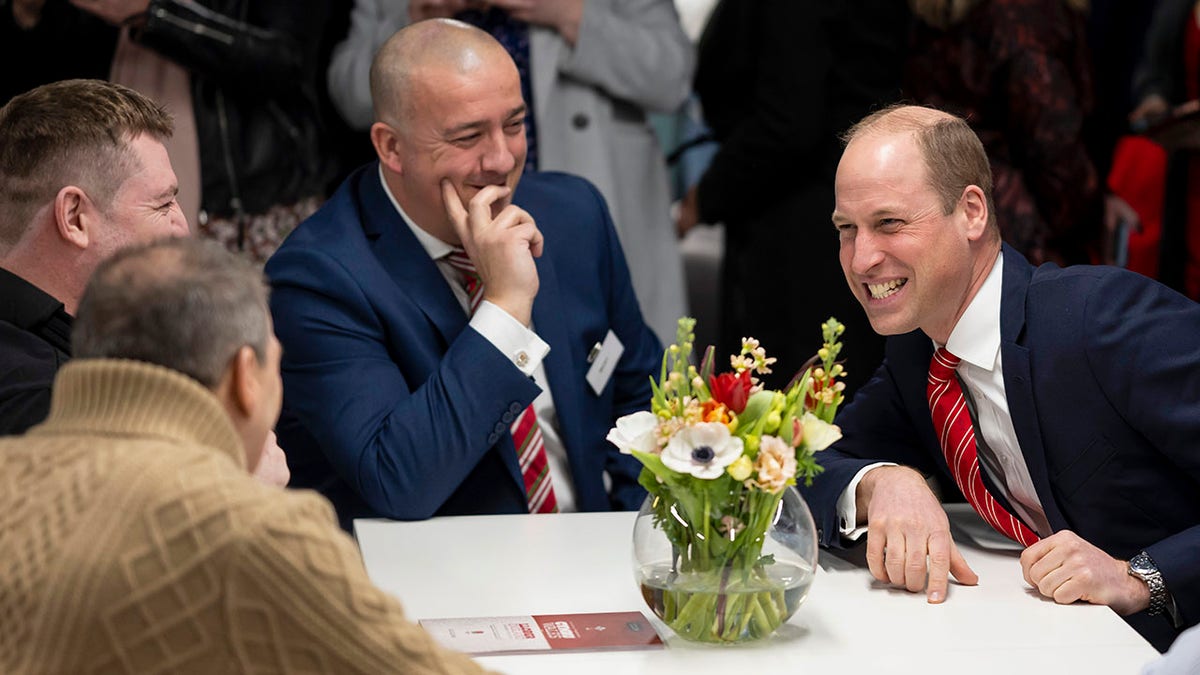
[265,19,661,528]
[805,104,1200,651]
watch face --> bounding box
[1130,554,1157,576]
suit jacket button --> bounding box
[509,402,523,415]
[494,421,507,434]
[487,432,500,445]
[502,411,514,424]
[572,113,589,129]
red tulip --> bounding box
[709,370,753,414]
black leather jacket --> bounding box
[135,0,329,219]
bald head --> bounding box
[370,19,515,129]
[843,104,997,234]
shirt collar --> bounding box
[377,164,455,261]
[943,250,1004,371]
[0,266,66,329]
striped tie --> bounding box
[445,247,558,513]
[927,348,1038,546]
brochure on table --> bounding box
[419,610,665,655]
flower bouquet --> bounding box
[608,317,848,643]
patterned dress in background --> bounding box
[906,0,1101,265]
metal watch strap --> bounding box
[1128,551,1168,617]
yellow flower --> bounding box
[727,455,753,481]
[701,400,730,424]
[764,410,782,434]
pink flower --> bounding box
[748,435,796,493]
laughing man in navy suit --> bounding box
[804,105,1200,651]
[265,19,661,528]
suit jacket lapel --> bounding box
[357,164,469,348]
[531,251,585,470]
[998,245,1069,532]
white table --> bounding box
[355,507,1159,674]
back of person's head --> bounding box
[72,237,269,388]
[0,79,174,251]
[843,103,998,234]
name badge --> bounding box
[586,330,624,396]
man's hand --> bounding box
[408,0,477,22]
[252,431,291,488]
[1020,530,1149,615]
[69,0,150,25]
[12,0,47,29]
[486,0,585,45]
[1130,94,1170,128]
[860,465,979,603]
[675,185,699,239]
[441,180,543,325]
[1101,193,1140,266]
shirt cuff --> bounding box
[837,462,898,541]
[471,300,550,377]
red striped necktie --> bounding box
[445,247,558,513]
[927,348,1038,546]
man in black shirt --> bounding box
[0,79,188,435]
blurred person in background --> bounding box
[905,0,1102,266]
[676,0,903,393]
[7,0,334,263]
[1130,0,1200,299]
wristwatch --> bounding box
[1128,551,1168,616]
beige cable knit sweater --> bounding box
[0,359,493,674]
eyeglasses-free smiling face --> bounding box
[390,55,528,241]
[94,133,189,255]
[831,130,989,345]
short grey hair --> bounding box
[73,238,269,388]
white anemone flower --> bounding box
[800,412,842,451]
[606,411,660,455]
[661,422,744,479]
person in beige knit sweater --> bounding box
[0,237,493,674]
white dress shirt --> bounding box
[378,168,577,511]
[838,251,1050,538]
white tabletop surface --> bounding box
[355,506,1159,674]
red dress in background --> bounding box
[1113,7,1200,293]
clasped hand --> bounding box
[1020,530,1150,616]
[441,180,542,326]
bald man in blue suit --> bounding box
[266,20,661,529]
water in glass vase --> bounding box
[637,559,814,643]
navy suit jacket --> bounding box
[802,245,1200,650]
[265,164,662,527]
